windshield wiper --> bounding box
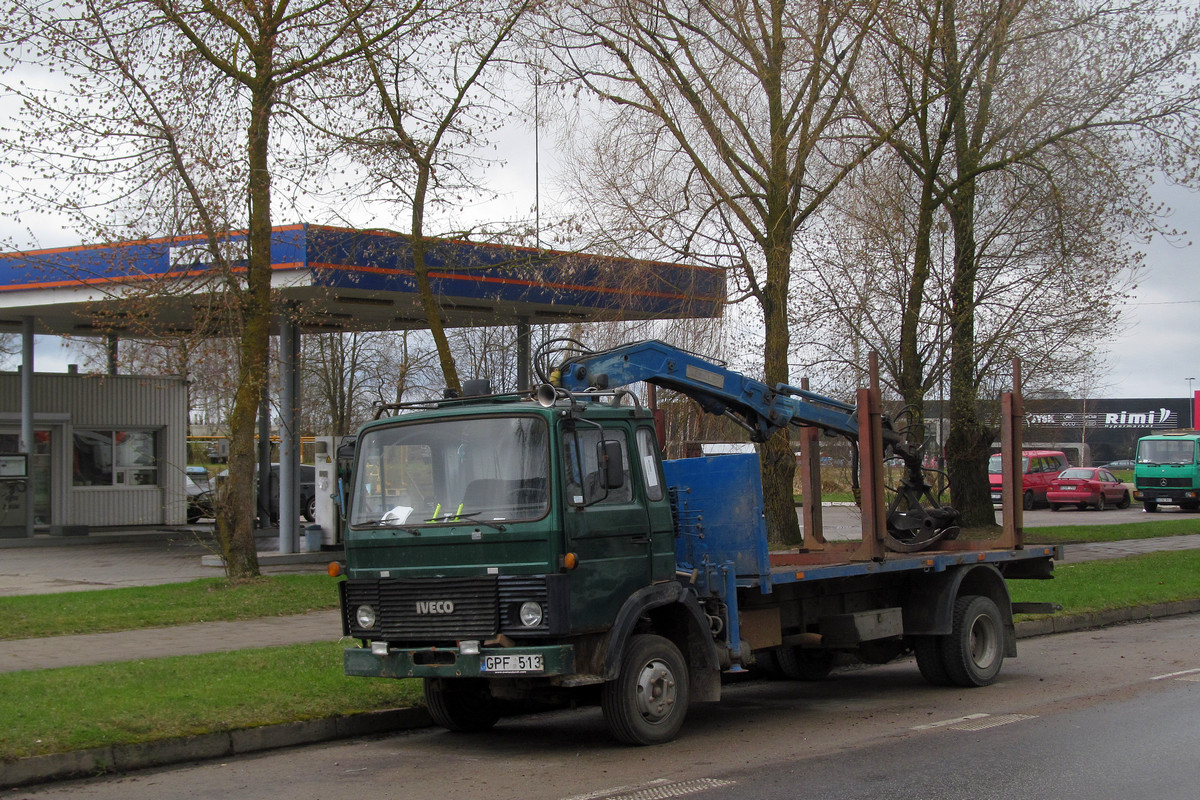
[359,519,421,535]
[424,510,506,532]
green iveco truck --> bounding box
[336,340,1057,745]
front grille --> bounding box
[1135,477,1194,489]
[343,576,499,641]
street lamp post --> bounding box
[1188,378,1196,428]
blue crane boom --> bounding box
[554,339,866,444]
[550,339,959,550]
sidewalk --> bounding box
[2,533,1199,788]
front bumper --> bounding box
[1133,487,1198,505]
[345,643,575,680]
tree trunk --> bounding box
[945,188,996,528]
[761,240,800,545]
[217,82,275,578]
[411,166,460,394]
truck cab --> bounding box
[1133,431,1200,512]
[339,392,703,742]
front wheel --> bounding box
[1116,491,1130,510]
[602,634,690,745]
[1022,490,1035,511]
[424,678,500,732]
[1144,501,1159,512]
[940,595,1005,687]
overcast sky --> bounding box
[1101,181,1200,400]
[5,120,1198,403]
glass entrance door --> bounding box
[0,429,52,526]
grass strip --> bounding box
[0,641,422,762]
[0,575,341,641]
[1023,517,1200,544]
[1009,548,1200,614]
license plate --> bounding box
[482,654,543,674]
[1059,485,1076,491]
[1158,497,1172,503]
[990,493,1001,502]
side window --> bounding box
[636,427,664,502]
[562,428,633,505]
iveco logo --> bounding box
[415,601,455,615]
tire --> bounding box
[602,634,689,745]
[1144,501,1159,512]
[913,636,952,686]
[1077,503,1088,511]
[1116,491,1130,510]
[424,678,500,733]
[1094,494,1105,512]
[1022,490,1035,511]
[774,646,836,680]
[303,495,316,522]
[1050,503,1061,512]
[939,595,1005,687]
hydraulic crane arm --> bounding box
[552,339,867,444]
[547,339,960,551]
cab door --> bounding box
[560,424,653,632]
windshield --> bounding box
[350,415,549,527]
[1136,438,1197,466]
[988,455,1030,474]
[1057,468,1093,480]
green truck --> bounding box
[1133,430,1200,512]
[336,340,1057,744]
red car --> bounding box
[1046,468,1130,511]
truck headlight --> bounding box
[519,601,544,628]
[356,605,377,629]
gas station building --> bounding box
[0,224,725,540]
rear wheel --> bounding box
[424,678,500,732]
[1050,503,1062,512]
[940,595,1005,687]
[1094,494,1106,511]
[914,636,952,686]
[602,634,689,745]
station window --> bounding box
[73,430,159,487]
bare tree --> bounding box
[545,0,899,543]
[302,330,441,434]
[2,0,419,575]
[843,0,1200,525]
[311,0,537,393]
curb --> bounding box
[1,708,432,789]
[5,601,1200,789]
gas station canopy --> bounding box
[0,224,725,334]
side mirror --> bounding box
[597,440,625,489]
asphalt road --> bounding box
[20,612,1200,800]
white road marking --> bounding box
[1150,667,1200,681]
[913,712,1035,732]
[561,778,735,800]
